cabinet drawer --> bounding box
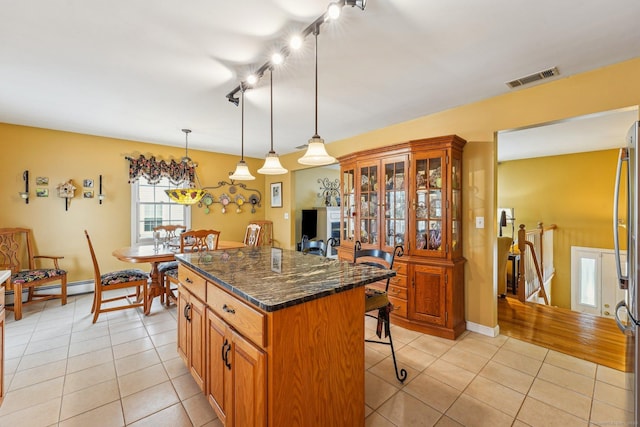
[393,262,407,276]
[388,295,407,318]
[387,285,407,300]
[389,274,406,288]
[207,284,266,348]
[178,265,206,302]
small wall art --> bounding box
[36,176,49,186]
[270,182,282,208]
[36,188,48,197]
[83,179,94,188]
[83,190,94,198]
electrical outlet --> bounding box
[284,212,289,220]
[475,216,484,228]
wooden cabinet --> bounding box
[338,135,466,339]
[177,282,205,391]
[0,284,4,405]
[207,310,266,427]
[177,261,365,426]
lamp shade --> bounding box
[298,136,336,166]
[229,160,256,181]
[257,151,288,175]
[165,188,206,205]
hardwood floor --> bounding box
[498,296,633,372]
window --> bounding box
[131,177,191,245]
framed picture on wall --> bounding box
[270,182,282,208]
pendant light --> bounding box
[230,89,256,181]
[165,129,206,205]
[298,25,336,166]
[258,69,288,175]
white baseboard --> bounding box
[466,320,500,337]
[5,280,94,304]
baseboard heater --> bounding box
[4,280,94,305]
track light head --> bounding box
[346,0,366,10]
[227,95,239,106]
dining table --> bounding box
[112,240,246,314]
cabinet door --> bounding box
[410,264,447,325]
[381,155,408,252]
[230,329,266,427]
[358,160,380,248]
[450,153,463,258]
[177,286,189,364]
[189,297,206,391]
[411,151,446,258]
[341,162,356,244]
[207,310,229,424]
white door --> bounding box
[571,247,601,316]
[571,246,627,317]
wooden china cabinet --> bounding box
[338,135,466,339]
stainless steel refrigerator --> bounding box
[614,120,640,425]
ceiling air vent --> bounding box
[506,67,559,88]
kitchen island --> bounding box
[175,247,395,427]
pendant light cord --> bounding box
[241,89,245,161]
[314,25,319,138]
[270,69,274,152]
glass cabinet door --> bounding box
[451,155,462,256]
[414,153,445,257]
[382,157,407,252]
[341,165,356,243]
[359,162,379,247]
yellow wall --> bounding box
[3,57,639,333]
[498,149,621,308]
[277,57,640,332]
[0,123,265,282]
[293,166,340,244]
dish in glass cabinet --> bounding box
[416,233,426,249]
[361,175,369,189]
[360,229,369,244]
[416,204,427,218]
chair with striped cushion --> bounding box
[354,240,407,383]
[0,227,68,321]
[84,230,148,323]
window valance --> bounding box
[125,154,195,185]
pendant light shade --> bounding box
[230,90,256,181]
[165,129,206,205]
[298,26,336,166]
[258,69,288,175]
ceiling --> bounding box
[1,0,639,161]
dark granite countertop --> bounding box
[175,247,395,312]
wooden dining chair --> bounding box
[0,227,67,320]
[84,230,148,323]
[162,229,220,307]
[354,240,407,382]
[153,224,186,246]
[243,223,262,247]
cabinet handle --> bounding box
[184,303,191,322]
[223,340,232,370]
[185,277,193,284]
[221,339,228,366]
[222,304,236,315]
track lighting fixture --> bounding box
[224,0,366,104]
[346,0,366,10]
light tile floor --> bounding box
[0,292,635,426]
